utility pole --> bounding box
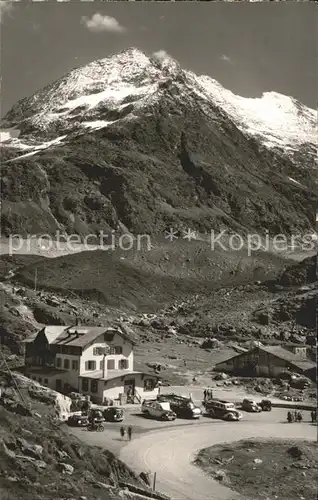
[34,268,38,292]
[152,472,156,491]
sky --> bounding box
[0,1,316,119]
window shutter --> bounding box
[85,361,88,371]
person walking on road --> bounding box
[203,389,207,401]
[287,411,293,423]
[120,426,126,440]
[297,412,303,423]
[127,425,132,441]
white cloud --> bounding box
[221,54,232,63]
[152,50,170,61]
[0,0,15,23]
[81,13,126,34]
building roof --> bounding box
[260,346,315,372]
[23,326,69,344]
[44,326,69,343]
[216,345,316,373]
[79,370,160,381]
[25,367,68,376]
[25,324,136,349]
[52,326,109,347]
[284,343,307,348]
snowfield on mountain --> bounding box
[2,48,316,152]
[1,48,317,237]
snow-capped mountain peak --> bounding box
[1,47,316,157]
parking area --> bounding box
[68,404,315,456]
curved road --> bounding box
[119,416,316,500]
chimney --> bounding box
[103,354,107,379]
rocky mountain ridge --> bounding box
[1,48,317,237]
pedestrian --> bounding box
[310,411,314,423]
[294,410,298,421]
[203,389,207,401]
[127,425,132,441]
[120,426,126,440]
[287,411,293,423]
[297,412,303,423]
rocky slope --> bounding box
[1,48,317,237]
[0,373,168,500]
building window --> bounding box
[56,358,62,368]
[144,379,156,392]
[64,359,70,369]
[118,359,129,370]
[85,360,96,371]
[38,378,42,383]
[107,359,115,370]
[93,347,105,356]
[91,380,98,393]
[99,360,103,370]
[110,346,123,355]
[82,379,89,391]
[72,360,79,371]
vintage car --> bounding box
[67,414,89,427]
[103,407,124,422]
[259,399,272,411]
[159,395,201,419]
[141,400,176,421]
[242,399,262,412]
[204,400,243,421]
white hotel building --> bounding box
[24,323,159,404]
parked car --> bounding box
[173,400,201,419]
[103,407,124,422]
[141,400,176,421]
[242,399,262,413]
[141,399,157,413]
[88,408,105,422]
[204,400,243,421]
[159,395,201,419]
[259,399,272,411]
[67,414,89,427]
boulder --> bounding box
[58,462,74,475]
[35,460,47,470]
[215,470,227,481]
[22,444,43,460]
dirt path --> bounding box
[119,418,316,500]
